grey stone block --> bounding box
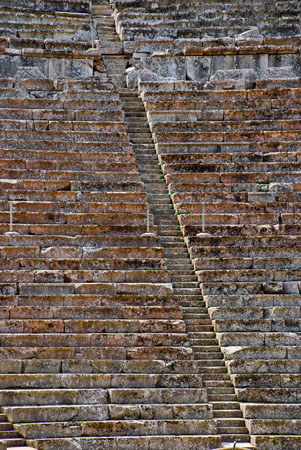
[235,27,264,44]
[283,282,299,294]
[14,66,46,81]
[261,66,298,80]
[209,68,257,82]
[186,56,211,81]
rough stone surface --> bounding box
[0,0,300,449]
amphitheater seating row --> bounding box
[0,0,90,12]
[0,6,91,43]
[139,77,301,450]
[112,0,300,48]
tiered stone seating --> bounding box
[111,0,300,52]
[0,0,90,13]
[0,6,91,41]
[1,0,300,447]
[0,4,105,80]
[0,58,220,450]
[139,77,301,449]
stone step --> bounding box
[192,346,222,353]
[123,106,145,112]
[0,388,207,406]
[188,332,216,339]
[157,220,180,226]
[131,138,154,144]
[207,387,235,395]
[26,436,222,449]
[119,93,138,98]
[3,438,27,447]
[194,353,224,360]
[199,366,229,374]
[4,403,213,423]
[180,302,206,308]
[208,394,238,402]
[152,205,174,211]
[221,434,251,443]
[0,359,199,375]
[15,418,217,439]
[196,360,225,367]
[213,410,243,419]
[0,423,14,431]
[160,241,186,247]
[0,373,204,390]
[172,282,200,289]
[184,315,209,320]
[159,230,183,236]
[212,402,242,410]
[182,307,207,313]
[179,300,206,306]
[190,339,217,346]
[171,275,197,282]
[161,240,186,246]
[217,419,247,428]
[0,430,21,438]
[185,319,212,326]
[203,374,232,382]
[173,289,201,296]
[128,127,150,133]
[0,343,192,361]
[164,260,190,268]
[125,112,146,118]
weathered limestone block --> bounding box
[252,435,301,450]
[237,387,301,403]
[144,56,185,79]
[218,332,265,347]
[108,388,207,404]
[227,358,301,375]
[5,405,109,423]
[283,282,299,294]
[126,67,138,89]
[261,66,298,80]
[222,346,286,360]
[186,56,211,81]
[206,68,257,89]
[262,282,283,294]
[242,403,301,419]
[235,27,264,46]
[246,419,301,435]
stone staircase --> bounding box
[95,5,253,446]
[0,410,26,448]
[0,0,299,447]
[120,89,252,446]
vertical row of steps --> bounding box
[120,88,252,448]
[98,16,254,443]
[0,409,26,448]
[102,55,128,89]
[92,1,128,89]
[92,1,123,55]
